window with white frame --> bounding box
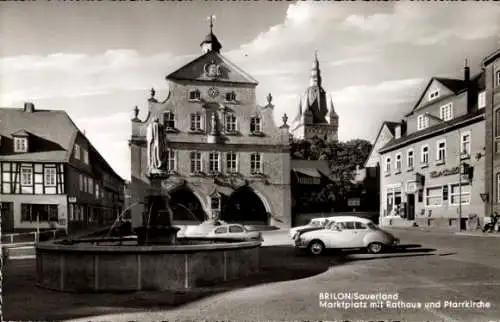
[190,151,202,173]
[395,153,402,173]
[166,150,176,172]
[460,132,471,156]
[250,153,262,174]
[208,152,220,173]
[83,148,89,164]
[189,89,201,100]
[450,183,471,205]
[226,152,238,173]
[497,173,500,203]
[407,149,414,169]
[225,91,237,102]
[385,157,391,173]
[21,167,33,186]
[496,71,500,87]
[439,103,453,121]
[14,137,28,152]
[496,109,500,138]
[250,116,262,133]
[417,115,429,131]
[436,140,446,162]
[190,113,203,131]
[428,89,440,101]
[478,91,486,109]
[426,186,443,207]
[163,111,175,129]
[421,145,429,164]
[225,114,237,132]
[44,167,56,186]
[74,144,81,160]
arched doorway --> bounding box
[222,187,268,224]
[169,188,206,223]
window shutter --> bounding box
[200,152,205,172]
[201,113,205,131]
[235,152,240,173]
[218,152,222,172]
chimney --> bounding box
[23,102,35,113]
[395,125,401,139]
[464,58,470,83]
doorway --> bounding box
[407,194,415,220]
[1,202,14,233]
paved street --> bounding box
[3,229,500,322]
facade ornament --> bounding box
[146,117,165,174]
[211,112,217,135]
[133,106,139,120]
[204,60,222,79]
[150,88,156,99]
[282,113,288,126]
[267,93,273,104]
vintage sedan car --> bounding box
[289,217,331,239]
[294,216,399,255]
[206,224,263,241]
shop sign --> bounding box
[430,166,459,178]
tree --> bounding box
[291,137,373,211]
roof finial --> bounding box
[150,87,156,98]
[465,58,468,68]
[208,14,216,33]
[314,49,318,62]
[133,105,139,119]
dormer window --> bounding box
[225,91,237,102]
[82,148,89,164]
[439,103,453,121]
[250,116,262,135]
[428,89,440,101]
[189,89,201,101]
[74,144,81,160]
[14,137,28,153]
[417,115,429,131]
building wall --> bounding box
[380,119,485,229]
[0,194,68,230]
[484,58,500,217]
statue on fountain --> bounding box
[135,116,180,245]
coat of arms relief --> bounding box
[203,60,222,79]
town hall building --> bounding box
[129,21,292,228]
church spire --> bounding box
[309,50,322,87]
[200,15,222,54]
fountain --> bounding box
[35,118,261,292]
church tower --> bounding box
[290,51,339,142]
[200,15,222,54]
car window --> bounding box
[334,222,346,230]
[355,222,368,229]
[214,227,228,234]
[229,225,244,233]
[310,220,321,227]
[343,222,356,229]
[367,222,379,230]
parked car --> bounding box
[207,224,263,241]
[294,216,399,255]
[289,217,331,239]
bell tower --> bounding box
[200,15,222,54]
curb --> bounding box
[384,226,500,237]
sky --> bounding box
[1,1,500,181]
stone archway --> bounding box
[169,187,207,223]
[222,186,269,224]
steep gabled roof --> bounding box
[406,77,467,116]
[0,107,78,162]
[363,121,399,168]
[166,51,258,85]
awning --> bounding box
[293,168,322,178]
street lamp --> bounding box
[425,112,464,231]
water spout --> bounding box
[106,201,143,237]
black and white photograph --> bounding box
[1,1,500,321]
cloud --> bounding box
[342,2,500,46]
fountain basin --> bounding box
[36,237,260,292]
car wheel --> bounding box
[367,242,383,254]
[308,240,325,256]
